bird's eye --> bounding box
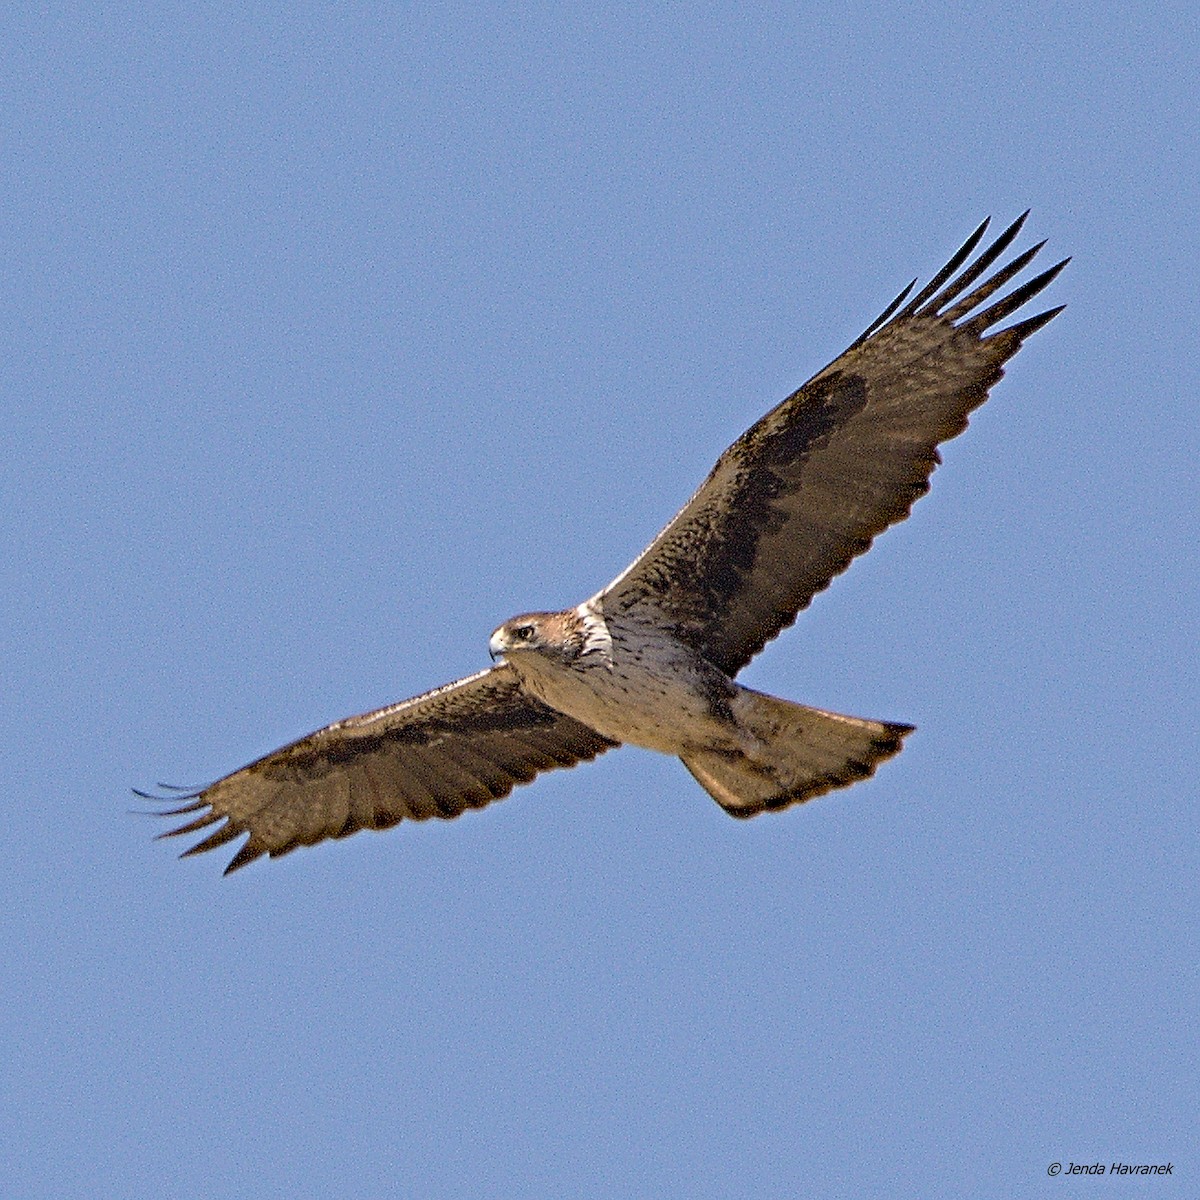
[515,624,534,641]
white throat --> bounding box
[574,599,613,666]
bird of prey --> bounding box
[143,213,1066,873]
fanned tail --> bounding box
[680,689,912,816]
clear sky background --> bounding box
[3,5,1197,1198]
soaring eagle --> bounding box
[144,214,1066,873]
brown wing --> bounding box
[599,213,1067,676]
[143,665,617,873]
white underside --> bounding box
[502,603,907,813]
[508,629,734,755]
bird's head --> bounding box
[489,611,583,663]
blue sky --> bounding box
[3,4,1197,1198]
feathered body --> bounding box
[490,600,911,817]
[490,605,735,755]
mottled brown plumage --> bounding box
[144,666,615,873]
[142,214,1066,872]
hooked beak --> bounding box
[488,629,506,662]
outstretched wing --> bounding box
[599,213,1067,676]
[142,665,616,873]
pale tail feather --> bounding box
[680,689,913,816]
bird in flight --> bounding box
[142,213,1066,873]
